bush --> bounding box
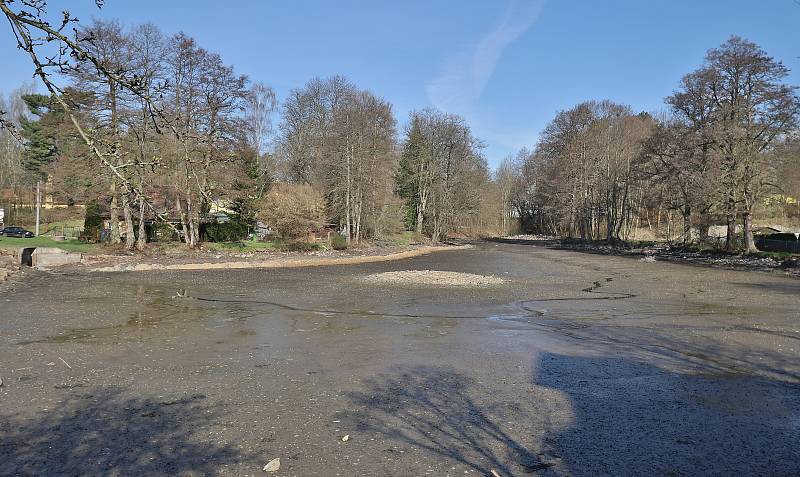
[330,233,348,250]
[146,222,179,242]
[203,221,249,242]
[256,183,325,239]
[82,200,104,242]
[375,197,407,238]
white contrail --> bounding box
[426,0,545,113]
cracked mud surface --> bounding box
[1,241,799,476]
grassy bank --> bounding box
[0,236,97,254]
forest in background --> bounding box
[1,2,798,253]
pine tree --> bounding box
[19,94,58,176]
[395,116,424,230]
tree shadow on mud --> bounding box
[339,359,800,477]
[728,280,800,296]
[339,366,548,476]
[0,387,245,477]
[542,320,800,383]
[535,352,800,476]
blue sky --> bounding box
[2,0,799,168]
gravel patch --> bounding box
[361,269,507,287]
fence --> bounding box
[42,224,84,239]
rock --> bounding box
[640,255,656,263]
[263,458,280,473]
[341,434,350,442]
[0,375,3,387]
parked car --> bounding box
[0,226,34,238]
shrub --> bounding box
[82,199,104,242]
[330,233,348,250]
[204,221,249,242]
[256,183,325,239]
[146,222,179,242]
[375,197,407,238]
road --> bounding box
[1,241,799,476]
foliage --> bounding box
[19,94,58,176]
[203,221,250,243]
[202,198,259,243]
[396,108,489,241]
[277,76,397,243]
[256,183,325,239]
[503,37,799,252]
[2,0,797,255]
[330,233,348,250]
[145,222,179,243]
[374,196,407,238]
[82,199,104,240]
[18,91,92,179]
[665,36,800,251]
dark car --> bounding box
[0,226,34,238]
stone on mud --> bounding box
[263,458,280,472]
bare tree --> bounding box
[396,108,487,241]
[278,76,396,242]
[0,2,187,248]
[494,156,516,234]
[668,36,800,252]
[245,82,277,179]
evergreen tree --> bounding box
[19,94,58,176]
[395,116,424,230]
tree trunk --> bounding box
[724,188,737,251]
[742,211,758,254]
[109,179,121,244]
[415,191,427,235]
[725,214,737,252]
[136,197,146,251]
[186,194,198,249]
[682,205,691,245]
[345,150,352,244]
[122,192,135,251]
[177,196,188,246]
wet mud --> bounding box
[1,241,798,476]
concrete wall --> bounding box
[20,247,84,268]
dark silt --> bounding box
[1,242,798,476]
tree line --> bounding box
[502,37,800,252]
[0,3,492,250]
[1,2,798,254]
